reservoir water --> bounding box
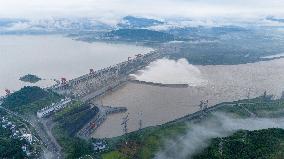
[0,35,152,96]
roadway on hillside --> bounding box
[0,105,63,159]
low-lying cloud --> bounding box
[1,0,284,22]
[130,58,207,86]
[155,113,284,159]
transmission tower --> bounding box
[121,113,129,135]
[247,88,251,100]
[138,112,143,130]
[204,100,209,110]
[199,100,204,111]
[281,91,284,99]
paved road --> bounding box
[0,105,62,159]
[0,106,31,123]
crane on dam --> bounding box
[61,77,67,85]
[5,89,11,96]
[90,68,95,74]
[135,54,143,58]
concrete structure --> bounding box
[37,97,72,118]
[47,44,180,138]
[50,44,180,102]
[78,103,127,138]
[93,141,107,151]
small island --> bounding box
[19,74,41,83]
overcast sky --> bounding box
[0,0,284,21]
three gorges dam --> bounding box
[50,44,181,102]
[44,43,182,138]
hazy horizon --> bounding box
[1,0,284,25]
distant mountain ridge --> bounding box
[117,16,164,29]
[266,16,284,23]
[0,16,165,34]
[1,15,284,35]
[104,28,175,42]
[1,16,283,45]
[0,18,113,34]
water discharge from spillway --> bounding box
[130,58,207,86]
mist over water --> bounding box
[131,58,207,86]
[155,113,284,159]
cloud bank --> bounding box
[1,0,284,23]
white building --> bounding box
[37,98,72,118]
[22,133,33,144]
[93,141,106,151]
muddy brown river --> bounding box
[92,58,284,138]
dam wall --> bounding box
[166,102,236,125]
[129,80,189,88]
[50,44,180,101]
[77,104,127,138]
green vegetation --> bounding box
[171,42,271,65]
[105,29,176,42]
[2,86,47,109]
[3,86,284,159]
[2,88,98,158]
[193,128,284,159]
[2,86,61,115]
[19,74,41,83]
[102,151,127,159]
[170,30,284,65]
[0,107,43,159]
[0,122,27,159]
[101,97,284,159]
[219,97,284,118]
[100,122,189,159]
[167,26,284,65]
[117,16,164,29]
[53,101,99,136]
[53,101,89,121]
[52,125,93,159]
[52,102,99,158]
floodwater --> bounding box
[93,58,284,138]
[0,35,152,96]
